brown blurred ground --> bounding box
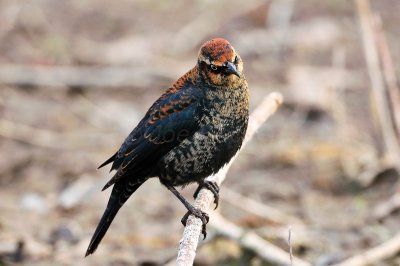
[0,0,400,265]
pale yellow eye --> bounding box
[210,64,217,71]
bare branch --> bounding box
[170,0,266,54]
[175,92,283,266]
[0,118,68,149]
[355,0,400,169]
[209,214,310,266]
[372,14,400,138]
[372,192,400,220]
[0,64,175,88]
[221,188,304,225]
[0,118,110,150]
[288,226,293,266]
[332,233,400,266]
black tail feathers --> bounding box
[85,180,144,256]
[85,204,119,256]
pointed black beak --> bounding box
[226,61,240,78]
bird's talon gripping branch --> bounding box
[181,208,209,239]
[194,181,220,209]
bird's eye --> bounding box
[234,56,238,63]
[210,64,218,71]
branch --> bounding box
[331,233,400,266]
[372,14,400,138]
[170,0,265,54]
[0,118,110,150]
[0,119,67,149]
[0,64,175,88]
[221,187,304,225]
[209,214,311,266]
[355,0,400,169]
[372,192,400,220]
[176,92,283,266]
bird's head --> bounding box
[197,38,244,88]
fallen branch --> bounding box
[209,213,311,266]
[372,192,400,220]
[171,0,265,54]
[370,10,400,222]
[372,14,400,139]
[0,119,67,149]
[356,0,400,169]
[221,187,303,225]
[331,233,400,266]
[0,118,110,150]
[175,92,283,266]
[0,64,175,88]
[288,225,293,266]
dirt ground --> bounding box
[1,0,400,265]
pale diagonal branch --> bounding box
[209,213,311,266]
[331,233,400,266]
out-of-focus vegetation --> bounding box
[0,0,400,265]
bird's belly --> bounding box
[157,126,245,186]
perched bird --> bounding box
[85,38,249,256]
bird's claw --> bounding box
[181,208,210,239]
[194,181,220,210]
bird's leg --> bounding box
[164,184,209,239]
[193,180,220,209]
[180,180,219,239]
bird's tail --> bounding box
[85,179,144,256]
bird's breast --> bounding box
[158,84,249,186]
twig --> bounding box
[288,226,293,266]
[372,14,400,138]
[0,118,110,150]
[175,92,283,266]
[209,214,310,266]
[371,6,400,225]
[57,175,107,209]
[372,192,400,220]
[355,0,400,169]
[221,188,303,225]
[268,0,296,56]
[0,118,67,149]
[331,232,400,266]
[0,64,175,88]
[171,0,265,54]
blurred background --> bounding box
[1,0,400,265]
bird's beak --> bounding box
[226,62,240,78]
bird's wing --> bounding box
[102,86,203,190]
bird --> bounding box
[85,38,249,256]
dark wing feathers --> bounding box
[101,86,203,190]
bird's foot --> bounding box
[181,208,209,239]
[194,181,220,209]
